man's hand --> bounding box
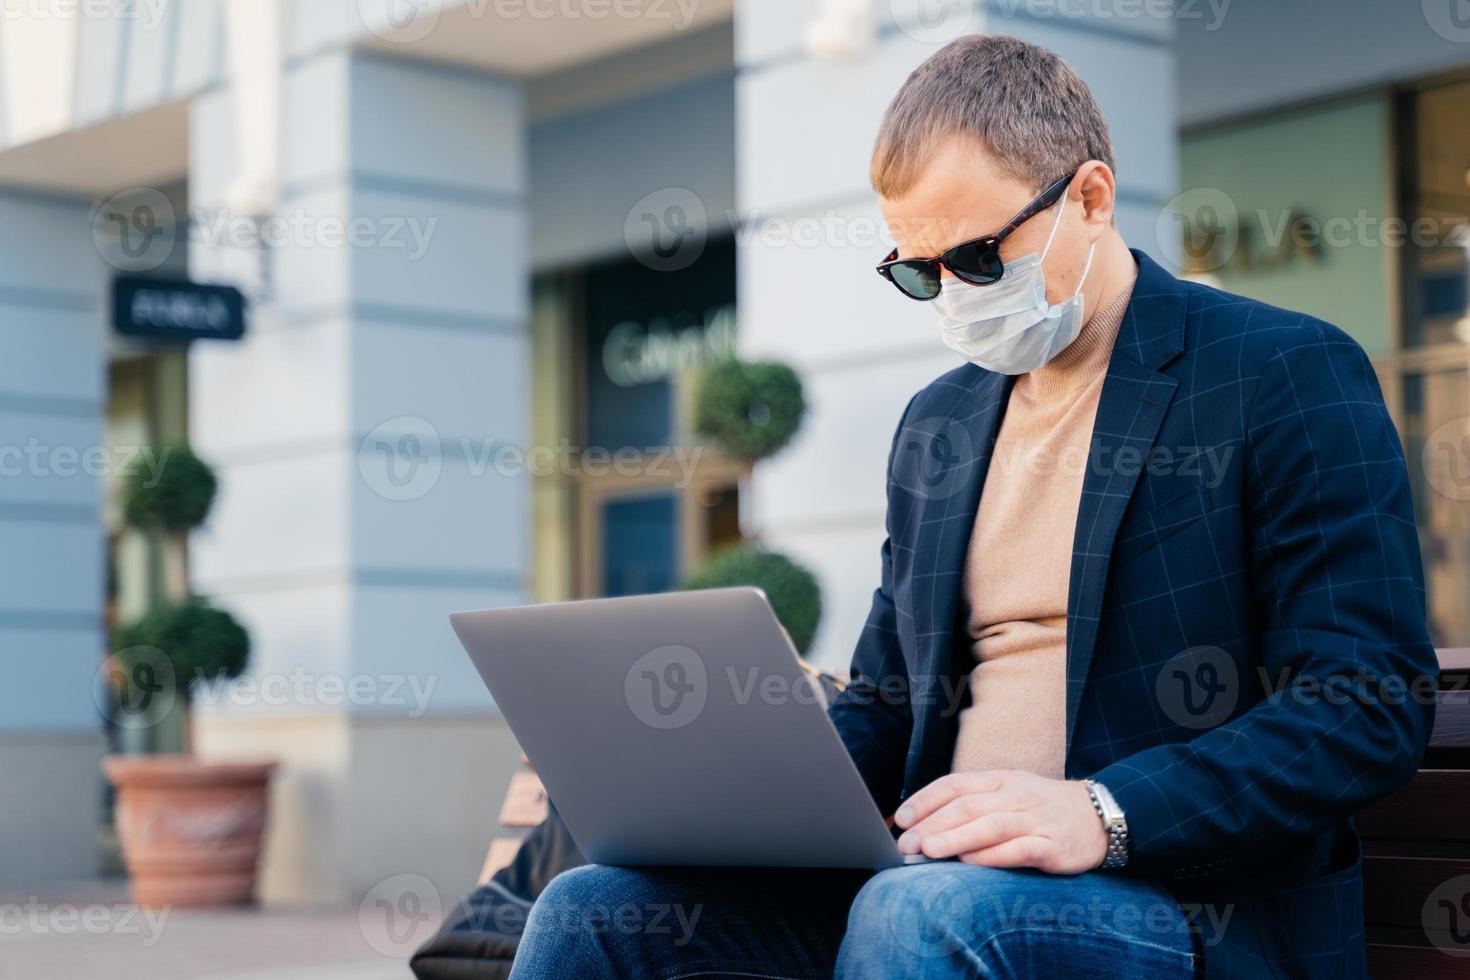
[893,771,1108,874]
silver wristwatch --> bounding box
[1084,780,1130,869]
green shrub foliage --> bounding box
[694,360,806,461]
[685,545,822,655]
[123,446,218,533]
[112,600,250,696]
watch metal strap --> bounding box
[1085,779,1130,869]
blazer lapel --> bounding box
[908,367,1011,763]
[1064,251,1189,753]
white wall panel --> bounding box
[189,313,350,456]
[0,630,111,730]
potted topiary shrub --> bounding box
[693,359,806,462]
[102,446,275,908]
[122,445,217,604]
[685,545,823,656]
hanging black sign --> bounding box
[113,276,247,342]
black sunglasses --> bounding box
[876,169,1078,301]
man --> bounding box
[509,34,1435,980]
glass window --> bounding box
[530,236,746,601]
[583,236,736,450]
[601,493,679,597]
[1401,77,1470,648]
[1404,366,1470,647]
[1406,79,1470,349]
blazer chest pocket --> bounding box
[1113,485,1209,566]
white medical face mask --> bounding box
[931,195,1096,376]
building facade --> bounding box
[3,0,1463,911]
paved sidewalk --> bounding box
[1,882,440,980]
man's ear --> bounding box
[1075,161,1117,233]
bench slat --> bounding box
[479,837,523,885]
[1437,648,1470,678]
[1431,689,1470,750]
[1363,854,1470,928]
[498,771,549,828]
[1357,770,1470,841]
[1367,942,1467,980]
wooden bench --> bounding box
[480,758,548,884]
[480,652,1470,972]
[1360,647,1470,976]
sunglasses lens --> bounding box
[946,241,1004,285]
[889,261,940,300]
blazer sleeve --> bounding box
[826,398,919,818]
[1093,322,1437,874]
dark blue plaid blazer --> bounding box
[828,250,1437,979]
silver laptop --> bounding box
[451,587,902,870]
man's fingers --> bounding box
[920,810,1036,859]
[894,772,1008,828]
[896,791,1025,852]
[960,835,1054,870]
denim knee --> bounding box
[511,866,648,979]
[841,863,1001,973]
[838,863,1197,980]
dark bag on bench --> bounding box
[409,807,585,980]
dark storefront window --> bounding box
[530,237,747,601]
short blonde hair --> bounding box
[871,34,1116,199]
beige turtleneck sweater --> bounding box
[950,268,1137,779]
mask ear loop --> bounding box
[1039,186,1096,303]
[1072,242,1096,298]
[1039,189,1069,263]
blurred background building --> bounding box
[0,0,1467,911]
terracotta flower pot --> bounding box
[104,755,276,908]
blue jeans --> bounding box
[508,862,1200,979]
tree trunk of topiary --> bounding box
[155,693,192,754]
[162,530,189,604]
[162,530,191,753]
[737,467,755,540]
